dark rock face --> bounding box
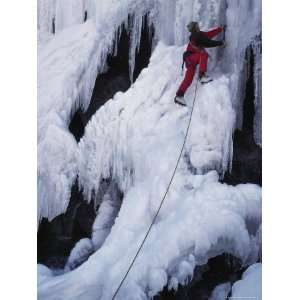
[223,129,262,186]
[224,45,262,186]
[154,254,245,300]
[37,182,95,269]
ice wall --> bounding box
[37,1,262,298]
[38,178,261,299]
[38,0,57,34]
[77,43,234,204]
[156,0,226,46]
[38,43,261,299]
[37,21,100,222]
[37,0,261,225]
[38,0,159,222]
[224,0,262,134]
[55,0,85,32]
[155,0,261,141]
[38,0,96,39]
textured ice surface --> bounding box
[65,238,94,271]
[37,264,53,285]
[38,0,96,36]
[209,282,231,300]
[38,44,261,300]
[231,263,262,299]
[38,1,158,222]
[77,43,235,201]
[92,187,122,250]
[38,21,99,222]
[38,1,262,298]
[38,178,261,299]
[38,0,261,222]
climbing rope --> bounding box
[111,79,200,300]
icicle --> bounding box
[38,2,262,298]
[113,26,121,57]
[128,14,144,82]
[252,35,262,146]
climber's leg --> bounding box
[176,53,200,96]
[199,50,213,83]
[176,65,196,97]
[199,50,209,75]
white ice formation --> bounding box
[64,238,94,271]
[38,0,262,299]
[209,282,231,300]
[231,263,262,299]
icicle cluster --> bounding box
[94,0,157,82]
[38,1,262,298]
[37,20,102,222]
[223,0,262,136]
[37,0,262,228]
[38,1,157,222]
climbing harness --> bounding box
[111,79,200,300]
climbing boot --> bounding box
[174,95,186,106]
[199,73,213,84]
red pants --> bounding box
[177,50,208,96]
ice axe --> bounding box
[223,24,227,44]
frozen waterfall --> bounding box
[37,0,262,299]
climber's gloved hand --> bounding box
[222,41,227,48]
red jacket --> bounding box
[186,27,223,53]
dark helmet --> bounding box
[187,21,200,33]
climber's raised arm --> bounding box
[191,30,224,49]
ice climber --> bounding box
[174,22,225,106]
